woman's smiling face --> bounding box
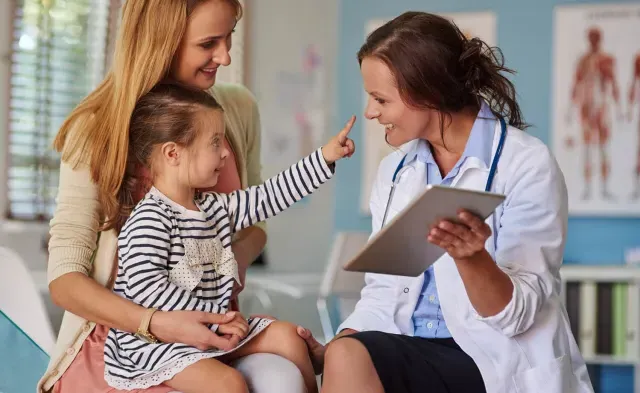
[360,56,436,147]
[170,0,237,90]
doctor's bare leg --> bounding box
[321,338,384,393]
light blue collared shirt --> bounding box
[412,103,496,338]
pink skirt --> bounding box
[52,324,173,393]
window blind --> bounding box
[6,0,111,221]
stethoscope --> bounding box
[381,116,507,227]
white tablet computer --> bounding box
[343,185,506,277]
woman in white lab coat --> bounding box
[296,11,594,393]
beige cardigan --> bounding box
[38,84,264,392]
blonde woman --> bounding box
[38,1,306,392]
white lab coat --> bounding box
[339,123,594,393]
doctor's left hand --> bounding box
[427,209,492,260]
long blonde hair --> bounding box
[53,0,242,230]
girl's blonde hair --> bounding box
[53,0,242,231]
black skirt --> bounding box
[344,331,486,393]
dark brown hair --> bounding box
[358,11,529,138]
[114,83,223,230]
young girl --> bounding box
[103,83,355,393]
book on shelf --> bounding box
[612,283,627,357]
[627,283,639,359]
[563,278,638,361]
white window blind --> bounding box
[6,0,111,221]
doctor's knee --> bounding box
[324,336,370,372]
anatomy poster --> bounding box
[360,12,497,214]
[552,4,640,215]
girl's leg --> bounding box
[223,321,318,393]
[320,337,384,393]
[165,358,248,393]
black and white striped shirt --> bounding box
[103,148,333,389]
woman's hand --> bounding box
[150,310,242,351]
[322,116,356,164]
[427,209,492,260]
[217,312,250,346]
[297,326,326,374]
[428,209,513,317]
[297,326,358,375]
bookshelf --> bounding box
[560,265,640,392]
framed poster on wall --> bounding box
[360,11,497,214]
[552,3,640,216]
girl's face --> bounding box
[360,56,436,147]
[180,109,229,189]
[170,0,237,90]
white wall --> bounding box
[247,0,339,274]
[239,0,340,337]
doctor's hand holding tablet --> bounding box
[298,11,594,393]
[428,207,495,260]
[343,184,506,277]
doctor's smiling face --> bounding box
[358,12,528,154]
[361,56,435,147]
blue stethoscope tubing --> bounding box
[381,116,507,227]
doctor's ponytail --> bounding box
[358,11,529,131]
[459,37,528,130]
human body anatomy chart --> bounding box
[552,3,640,215]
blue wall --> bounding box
[333,0,640,391]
